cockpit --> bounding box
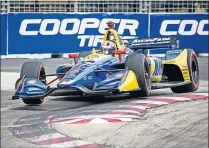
[102,21,126,54]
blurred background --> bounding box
[1,0,208,13]
[0,0,208,57]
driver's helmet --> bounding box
[100,41,116,55]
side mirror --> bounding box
[68,53,78,64]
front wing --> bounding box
[12,68,192,100]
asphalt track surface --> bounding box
[1,58,208,148]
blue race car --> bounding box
[12,26,199,105]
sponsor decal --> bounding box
[27,80,36,84]
[87,75,93,80]
[167,50,182,54]
[133,37,171,45]
[60,79,74,85]
[164,60,175,64]
[160,20,209,36]
[28,87,41,91]
[115,73,124,78]
[67,65,82,78]
[182,68,189,71]
[153,59,163,77]
[183,71,189,74]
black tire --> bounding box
[19,61,46,105]
[171,49,199,93]
[125,54,151,98]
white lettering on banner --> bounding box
[77,35,103,47]
[178,20,198,35]
[78,18,100,34]
[39,19,60,35]
[197,20,209,35]
[19,19,42,35]
[19,18,139,48]
[19,18,139,36]
[160,20,209,36]
[160,20,180,36]
[93,35,104,46]
[118,19,139,35]
[60,19,80,35]
[77,35,90,47]
[88,35,95,47]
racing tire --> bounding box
[125,54,151,98]
[171,49,199,93]
[18,61,46,105]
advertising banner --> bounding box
[7,13,148,54]
[150,14,208,54]
[1,14,7,55]
[1,13,208,55]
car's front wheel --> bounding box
[16,61,46,105]
[125,54,151,98]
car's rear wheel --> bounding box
[16,61,46,105]
[171,49,199,93]
[125,54,151,98]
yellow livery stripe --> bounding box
[119,70,139,92]
[163,49,190,82]
[149,58,155,76]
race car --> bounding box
[12,22,199,105]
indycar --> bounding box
[12,26,199,105]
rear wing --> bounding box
[126,37,179,50]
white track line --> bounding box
[188,93,208,97]
[19,117,42,121]
[50,114,141,124]
[112,117,142,121]
[154,96,192,101]
[51,118,89,124]
[88,118,110,124]
[24,133,66,143]
[1,123,33,128]
[110,109,141,114]
[49,140,93,148]
[130,100,169,105]
[82,109,140,114]
[119,105,150,110]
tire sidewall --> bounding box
[188,50,199,89]
[20,61,46,104]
